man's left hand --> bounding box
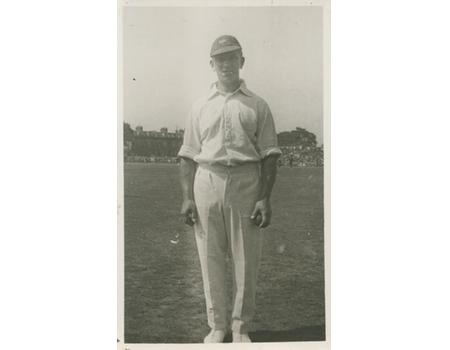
[250,199,272,228]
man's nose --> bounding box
[221,62,231,69]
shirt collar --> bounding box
[207,79,253,100]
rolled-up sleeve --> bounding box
[256,102,282,158]
[177,106,201,160]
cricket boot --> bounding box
[203,329,226,343]
[232,332,252,343]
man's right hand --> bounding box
[180,199,197,226]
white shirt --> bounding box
[178,80,282,166]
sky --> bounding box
[123,6,323,144]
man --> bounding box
[178,35,281,343]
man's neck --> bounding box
[217,79,241,94]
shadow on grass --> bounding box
[124,324,325,343]
[222,325,326,343]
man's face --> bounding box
[210,50,245,84]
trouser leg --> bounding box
[228,207,263,333]
[193,168,228,330]
[224,169,263,334]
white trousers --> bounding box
[193,163,263,334]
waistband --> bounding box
[198,162,260,174]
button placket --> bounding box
[223,98,232,143]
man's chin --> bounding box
[218,76,239,85]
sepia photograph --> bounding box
[5,1,450,350]
[118,0,330,347]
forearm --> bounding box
[258,154,280,201]
[179,157,197,201]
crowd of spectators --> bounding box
[278,145,323,167]
[124,155,179,164]
[124,123,323,167]
[124,149,323,167]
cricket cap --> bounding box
[210,35,242,57]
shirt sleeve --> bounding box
[256,102,282,158]
[177,105,201,160]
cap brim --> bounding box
[210,46,241,57]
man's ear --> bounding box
[240,56,245,69]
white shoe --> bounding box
[232,332,252,343]
[203,329,226,343]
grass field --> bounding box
[124,163,325,343]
